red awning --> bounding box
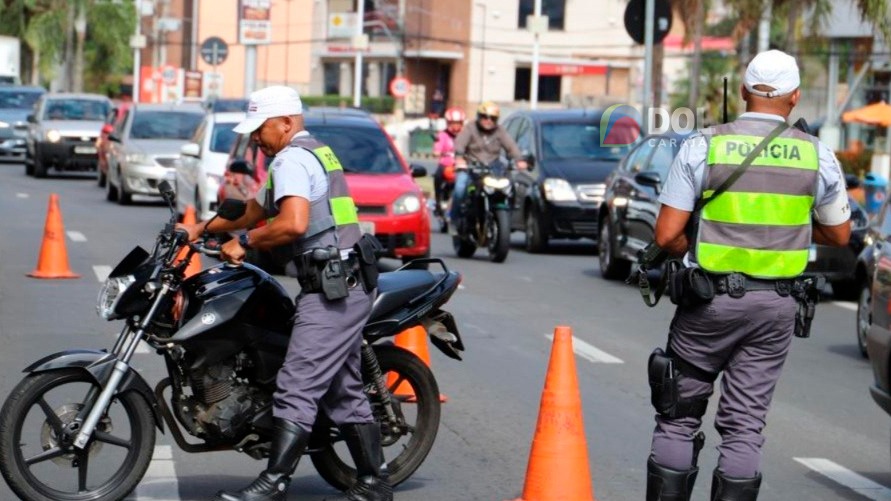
[538,63,608,76]
[662,34,735,52]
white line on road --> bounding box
[16,193,28,198]
[67,231,86,242]
[794,457,891,500]
[829,301,857,312]
[129,445,179,501]
[93,265,112,282]
[545,333,624,364]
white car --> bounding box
[175,111,243,221]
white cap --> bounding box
[744,50,800,98]
[233,85,303,134]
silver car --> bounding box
[104,103,204,205]
[25,92,110,177]
[0,86,44,162]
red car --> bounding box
[220,107,431,270]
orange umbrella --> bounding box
[842,101,891,127]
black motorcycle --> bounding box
[0,181,464,501]
[452,157,513,263]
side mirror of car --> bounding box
[26,114,35,123]
[217,199,247,221]
[410,164,427,178]
[635,171,662,195]
[228,159,255,176]
[180,143,201,158]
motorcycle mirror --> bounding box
[157,180,176,207]
[216,199,247,221]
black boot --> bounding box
[326,423,393,501]
[646,458,699,501]
[215,418,311,501]
[710,469,762,501]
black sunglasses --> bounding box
[478,114,498,120]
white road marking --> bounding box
[545,333,624,364]
[130,445,179,501]
[829,301,857,312]
[93,265,112,282]
[16,192,28,198]
[794,457,891,500]
[458,284,466,290]
[67,231,86,242]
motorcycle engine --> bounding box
[177,359,268,441]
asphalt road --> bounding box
[0,163,889,501]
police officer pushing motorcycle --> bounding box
[178,86,391,501]
[644,51,851,500]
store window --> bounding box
[518,0,565,30]
[514,68,561,102]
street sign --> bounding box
[161,65,177,85]
[623,0,672,45]
[389,77,410,98]
[200,37,229,66]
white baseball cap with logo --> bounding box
[233,85,304,134]
[743,50,801,98]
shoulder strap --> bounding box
[693,122,789,212]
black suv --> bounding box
[500,109,637,252]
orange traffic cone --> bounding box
[387,325,448,402]
[175,205,201,278]
[28,194,80,279]
[509,325,596,501]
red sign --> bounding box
[539,64,608,76]
[389,77,410,98]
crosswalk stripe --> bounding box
[545,333,624,364]
[129,445,179,500]
[67,231,87,242]
[794,457,891,500]
[93,265,112,282]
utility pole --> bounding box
[352,0,367,107]
[642,0,654,134]
[757,1,772,53]
[530,0,543,109]
[132,0,143,103]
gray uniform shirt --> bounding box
[658,112,850,266]
[255,131,328,210]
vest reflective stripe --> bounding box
[696,121,818,279]
[331,196,360,225]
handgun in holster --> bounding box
[296,246,350,300]
[792,275,824,338]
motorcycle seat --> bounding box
[370,270,438,320]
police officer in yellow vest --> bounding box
[179,86,391,501]
[645,51,852,500]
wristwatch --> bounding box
[238,232,252,249]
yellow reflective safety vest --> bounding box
[696,119,819,279]
[263,134,362,254]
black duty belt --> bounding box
[294,251,363,294]
[709,272,793,298]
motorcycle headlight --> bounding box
[483,176,511,190]
[45,129,61,143]
[96,275,136,319]
[543,178,578,202]
[393,193,422,215]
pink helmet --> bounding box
[444,107,466,123]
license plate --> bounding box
[74,146,97,155]
[359,221,375,235]
[808,245,817,262]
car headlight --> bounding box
[393,193,422,214]
[483,176,511,190]
[125,152,153,165]
[0,121,9,129]
[45,129,61,142]
[96,275,136,319]
[543,178,578,201]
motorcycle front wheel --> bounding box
[487,209,511,263]
[311,345,441,491]
[0,369,156,501]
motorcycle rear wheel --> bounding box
[311,345,441,491]
[0,369,156,501]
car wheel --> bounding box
[24,158,33,176]
[33,150,47,178]
[857,281,871,358]
[598,217,631,280]
[524,209,548,253]
[97,167,106,187]
[116,168,132,205]
[832,279,859,301]
[106,167,119,202]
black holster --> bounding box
[294,246,350,300]
[354,233,383,293]
[669,267,715,307]
[791,276,823,338]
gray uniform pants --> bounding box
[273,286,376,432]
[649,290,797,478]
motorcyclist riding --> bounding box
[432,107,465,231]
[449,101,527,230]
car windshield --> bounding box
[541,122,635,161]
[42,99,108,121]
[130,110,204,140]
[0,90,42,110]
[210,122,238,153]
[309,125,404,174]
